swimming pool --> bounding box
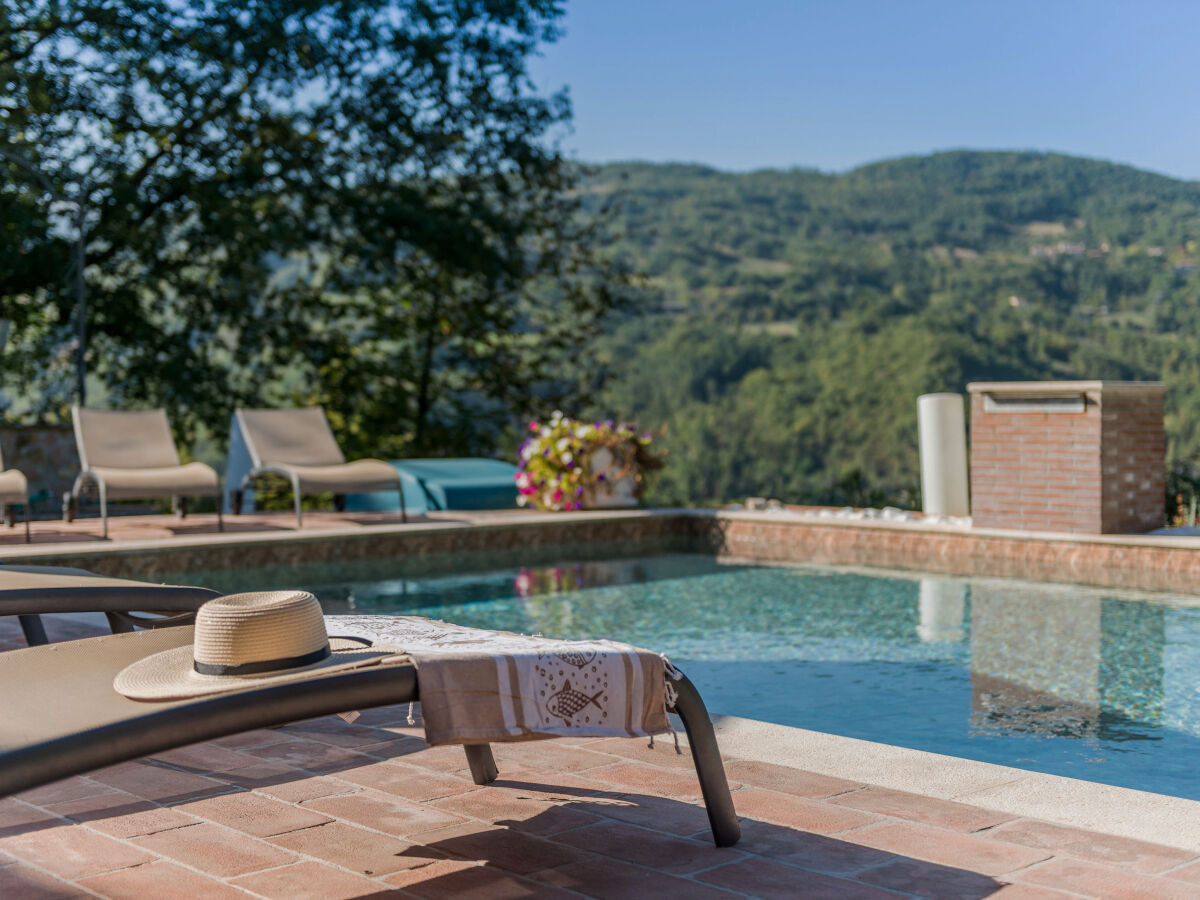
[288,554,1200,800]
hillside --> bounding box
[586,151,1200,510]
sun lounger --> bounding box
[66,407,223,539]
[0,441,30,542]
[0,565,219,647]
[231,407,406,527]
[0,620,740,846]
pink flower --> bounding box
[552,490,563,503]
[529,421,540,432]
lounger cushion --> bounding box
[89,462,220,499]
[0,469,27,504]
[237,408,346,466]
[75,408,182,469]
[274,459,401,493]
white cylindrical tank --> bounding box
[918,393,969,516]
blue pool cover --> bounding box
[343,458,518,514]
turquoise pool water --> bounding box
[302,554,1200,800]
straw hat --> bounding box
[114,590,401,701]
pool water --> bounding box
[300,554,1200,800]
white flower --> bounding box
[521,443,537,460]
[562,452,573,465]
[517,494,528,506]
[541,426,551,437]
[576,425,592,439]
[556,437,571,452]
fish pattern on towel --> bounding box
[324,614,668,744]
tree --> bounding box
[1,0,629,452]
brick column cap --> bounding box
[967,381,1165,396]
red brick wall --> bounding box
[969,384,1164,534]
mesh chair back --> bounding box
[235,408,346,467]
[72,408,182,470]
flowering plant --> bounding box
[515,411,665,511]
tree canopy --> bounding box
[1,0,628,452]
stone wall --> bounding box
[0,425,77,516]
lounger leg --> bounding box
[17,614,49,647]
[292,473,303,529]
[105,611,136,635]
[216,488,224,532]
[398,479,407,523]
[98,480,108,540]
[463,744,498,785]
[670,672,741,847]
[23,500,30,543]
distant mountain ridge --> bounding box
[588,151,1200,510]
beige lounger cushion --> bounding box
[89,462,219,499]
[0,567,218,616]
[0,468,27,504]
[75,408,183,469]
[272,459,400,492]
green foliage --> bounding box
[588,152,1200,508]
[1,0,629,457]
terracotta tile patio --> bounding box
[3,620,1199,898]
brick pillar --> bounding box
[967,382,1165,534]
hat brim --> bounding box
[114,638,406,702]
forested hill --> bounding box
[587,151,1200,508]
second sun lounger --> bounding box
[0,565,219,646]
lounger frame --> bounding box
[0,665,740,847]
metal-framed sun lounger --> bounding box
[66,407,223,539]
[231,407,407,528]
[0,626,741,847]
[0,565,219,646]
[0,440,31,542]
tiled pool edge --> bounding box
[702,715,1200,855]
[7,507,1200,593]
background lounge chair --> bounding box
[0,442,30,543]
[0,624,740,847]
[231,407,406,527]
[66,407,223,539]
[0,564,219,646]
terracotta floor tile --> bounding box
[431,788,601,835]
[586,792,713,837]
[735,821,896,874]
[78,860,253,899]
[989,819,1198,875]
[241,739,376,774]
[221,766,350,802]
[336,761,477,802]
[179,790,332,837]
[856,857,1007,899]
[529,737,694,770]
[1164,859,1200,885]
[723,759,863,799]
[535,858,743,899]
[0,863,87,898]
[399,743,482,775]
[13,778,114,808]
[147,742,263,774]
[553,821,735,874]
[731,788,878,834]
[848,822,1052,877]
[358,738,433,761]
[45,792,197,839]
[987,884,1081,899]
[231,860,388,899]
[579,762,710,798]
[133,821,295,877]
[0,798,68,839]
[1018,858,1200,900]
[699,857,904,899]
[304,789,466,837]
[831,787,1014,833]
[278,717,394,749]
[211,729,296,750]
[416,822,589,875]
[0,823,154,879]
[269,820,443,875]
[87,760,230,803]
[391,861,580,899]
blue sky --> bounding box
[529,0,1200,180]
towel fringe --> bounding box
[652,654,683,754]
[406,701,416,726]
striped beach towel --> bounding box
[325,615,674,746]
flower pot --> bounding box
[583,446,638,509]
